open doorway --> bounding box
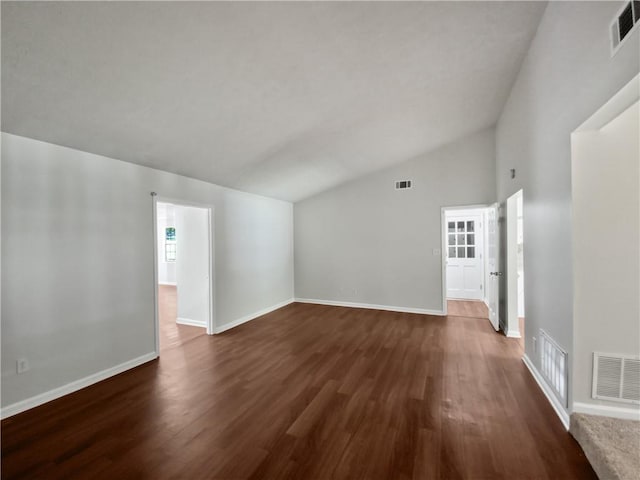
[506,190,525,349]
[153,197,214,355]
[442,206,490,321]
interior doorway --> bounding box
[442,206,491,322]
[153,197,214,355]
[506,190,525,348]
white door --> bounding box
[486,203,500,331]
[446,213,484,300]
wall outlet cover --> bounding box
[16,358,29,374]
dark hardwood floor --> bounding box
[1,301,595,479]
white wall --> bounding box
[505,191,520,337]
[294,129,496,312]
[157,203,176,285]
[516,194,525,319]
[175,205,209,328]
[572,101,639,409]
[1,133,294,408]
[495,1,639,411]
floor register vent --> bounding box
[592,352,640,404]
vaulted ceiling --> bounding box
[2,1,546,202]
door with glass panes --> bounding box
[446,213,484,300]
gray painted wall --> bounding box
[294,129,496,312]
[1,133,294,408]
[495,1,639,410]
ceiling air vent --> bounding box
[611,1,639,55]
[395,180,412,190]
[592,352,640,404]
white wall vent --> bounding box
[539,330,568,407]
[395,180,412,190]
[611,1,639,55]
[592,352,640,404]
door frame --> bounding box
[440,204,491,316]
[151,193,216,357]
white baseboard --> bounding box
[506,329,522,338]
[0,352,157,419]
[294,298,445,316]
[215,298,295,334]
[522,354,570,430]
[176,317,207,328]
[573,401,640,421]
[158,282,177,286]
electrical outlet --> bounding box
[16,358,29,374]
[432,248,441,256]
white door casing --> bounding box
[486,203,500,331]
[152,194,216,359]
[445,212,484,300]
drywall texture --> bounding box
[1,133,294,407]
[2,1,545,202]
[495,1,640,410]
[175,206,210,327]
[294,129,496,311]
[572,102,639,408]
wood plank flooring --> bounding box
[447,299,489,319]
[158,284,205,350]
[1,302,595,479]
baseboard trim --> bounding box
[176,317,207,328]
[294,298,445,316]
[506,329,522,338]
[0,352,157,419]
[573,401,640,421]
[522,354,570,430]
[215,298,295,334]
[159,282,177,286]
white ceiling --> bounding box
[2,1,546,202]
